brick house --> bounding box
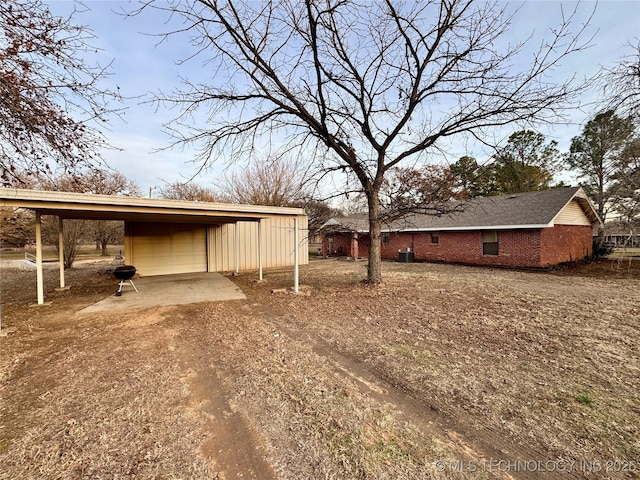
[320,187,601,268]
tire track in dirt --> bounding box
[175,337,277,480]
[266,314,583,480]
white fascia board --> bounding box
[380,224,552,233]
[0,188,305,217]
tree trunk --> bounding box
[366,190,383,284]
[598,166,606,224]
[63,244,77,270]
[101,239,108,256]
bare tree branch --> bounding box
[0,0,123,185]
[137,0,594,283]
[603,40,640,119]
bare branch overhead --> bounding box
[0,0,123,185]
[141,0,594,283]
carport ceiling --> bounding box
[29,210,261,224]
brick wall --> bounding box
[322,233,354,257]
[322,225,592,267]
[540,224,592,265]
[379,230,543,267]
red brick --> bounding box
[322,225,593,268]
[540,225,592,265]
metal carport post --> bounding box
[33,213,66,305]
[234,222,240,274]
[58,217,65,289]
[34,211,44,304]
[257,219,263,281]
[294,216,299,293]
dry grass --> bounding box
[230,260,640,478]
[187,301,462,479]
[1,258,639,479]
[0,313,216,479]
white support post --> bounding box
[234,222,240,274]
[35,211,44,305]
[293,216,299,293]
[58,217,65,288]
[257,220,263,281]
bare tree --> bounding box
[605,42,640,119]
[610,138,640,227]
[0,176,36,245]
[80,171,140,256]
[143,0,592,283]
[38,170,140,267]
[215,157,311,206]
[0,207,34,246]
[158,181,217,202]
[68,170,140,197]
[215,156,336,237]
[380,165,465,218]
[0,0,121,185]
[304,198,343,238]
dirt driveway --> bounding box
[1,259,638,479]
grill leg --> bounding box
[116,280,124,296]
[115,276,138,296]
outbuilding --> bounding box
[321,187,601,268]
[0,188,308,304]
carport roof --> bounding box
[0,188,305,223]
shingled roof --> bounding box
[322,187,601,233]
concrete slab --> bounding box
[77,272,246,314]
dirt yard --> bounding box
[1,258,638,479]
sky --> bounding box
[48,0,640,196]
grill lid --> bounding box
[114,265,136,280]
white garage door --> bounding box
[130,223,207,276]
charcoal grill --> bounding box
[113,265,139,296]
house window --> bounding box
[382,233,390,243]
[430,232,440,244]
[482,231,499,255]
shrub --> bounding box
[592,237,614,258]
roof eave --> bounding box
[382,224,552,233]
[328,223,553,234]
[0,188,305,222]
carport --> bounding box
[0,188,308,305]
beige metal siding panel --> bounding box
[206,225,217,272]
[298,215,309,265]
[238,222,258,270]
[210,225,221,272]
[207,224,232,272]
[261,216,308,267]
[272,216,295,266]
[265,217,286,266]
[124,222,134,264]
[206,217,308,272]
[554,200,591,226]
[224,224,235,270]
[131,223,207,276]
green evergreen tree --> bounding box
[565,110,635,223]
